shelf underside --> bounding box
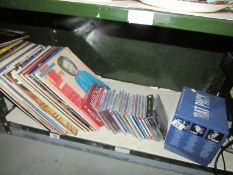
[0,0,233,36]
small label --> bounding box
[128,10,154,25]
[171,119,186,131]
[228,121,232,129]
[191,89,196,93]
[115,146,130,154]
[50,133,60,139]
[230,86,233,98]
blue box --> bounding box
[164,87,229,166]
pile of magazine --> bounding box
[0,29,168,140]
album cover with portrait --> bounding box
[32,47,109,129]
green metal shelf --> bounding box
[0,0,233,37]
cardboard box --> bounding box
[164,87,229,166]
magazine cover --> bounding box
[0,41,30,65]
[1,44,79,135]
[0,44,60,133]
[0,39,24,55]
[0,81,57,132]
[0,42,34,72]
[32,47,109,130]
[18,47,91,132]
[4,71,69,134]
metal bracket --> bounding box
[0,93,12,134]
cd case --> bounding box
[164,87,229,166]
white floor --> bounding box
[0,134,181,175]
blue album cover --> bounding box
[165,87,229,166]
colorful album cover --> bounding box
[32,47,109,129]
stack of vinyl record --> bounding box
[83,84,168,140]
[0,29,168,141]
[0,30,110,136]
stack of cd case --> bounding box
[83,84,168,141]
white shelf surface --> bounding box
[5,78,233,172]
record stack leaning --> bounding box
[0,29,168,141]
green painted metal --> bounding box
[0,18,225,91]
[153,12,233,37]
[0,0,233,37]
